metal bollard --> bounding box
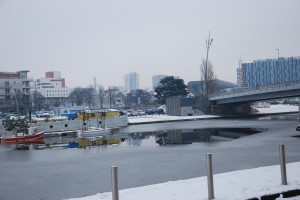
[111,166,119,200]
[206,153,215,199]
[279,144,287,185]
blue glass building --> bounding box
[237,57,300,88]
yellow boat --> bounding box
[77,136,121,148]
[75,109,120,121]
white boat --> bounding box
[29,115,128,133]
[77,127,112,138]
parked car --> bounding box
[126,109,138,117]
[145,109,155,115]
[137,110,145,116]
[155,109,165,115]
[119,110,127,116]
[296,124,300,131]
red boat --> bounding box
[1,132,45,144]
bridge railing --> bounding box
[210,81,300,99]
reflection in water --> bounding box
[129,128,266,146]
[258,114,299,121]
[1,128,267,150]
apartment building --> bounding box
[0,70,31,100]
[34,71,72,97]
[124,72,139,93]
[237,57,300,88]
[0,70,31,113]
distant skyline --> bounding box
[124,72,139,93]
[0,0,299,89]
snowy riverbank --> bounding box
[66,104,300,200]
[67,162,300,200]
[128,104,299,125]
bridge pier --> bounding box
[210,102,251,115]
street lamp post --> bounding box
[276,49,280,84]
[203,32,213,97]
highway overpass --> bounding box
[208,82,300,114]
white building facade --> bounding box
[34,71,72,97]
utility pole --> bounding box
[94,77,97,109]
[109,87,112,109]
[276,49,280,84]
[203,32,213,97]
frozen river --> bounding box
[1,114,300,200]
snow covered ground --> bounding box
[128,104,299,124]
[255,104,299,114]
[67,162,300,200]
[128,113,218,124]
[66,105,300,200]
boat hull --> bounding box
[29,115,128,133]
[77,129,111,137]
[1,132,44,144]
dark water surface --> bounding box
[0,127,266,153]
[1,115,300,200]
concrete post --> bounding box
[206,153,214,199]
[111,166,119,200]
[279,144,287,185]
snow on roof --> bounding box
[107,109,119,112]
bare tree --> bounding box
[14,88,32,115]
[47,97,66,108]
[200,59,217,95]
[69,87,94,107]
[31,90,45,111]
[82,87,94,108]
[69,88,83,106]
[98,87,105,109]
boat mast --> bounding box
[94,77,97,110]
[94,77,100,128]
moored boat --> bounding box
[1,132,45,144]
[28,114,128,133]
[77,136,121,148]
[77,127,111,138]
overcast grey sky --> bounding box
[0,0,299,89]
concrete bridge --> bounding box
[208,82,300,114]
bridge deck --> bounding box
[209,82,300,104]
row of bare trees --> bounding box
[0,87,158,115]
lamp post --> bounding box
[276,49,280,84]
[203,32,213,97]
